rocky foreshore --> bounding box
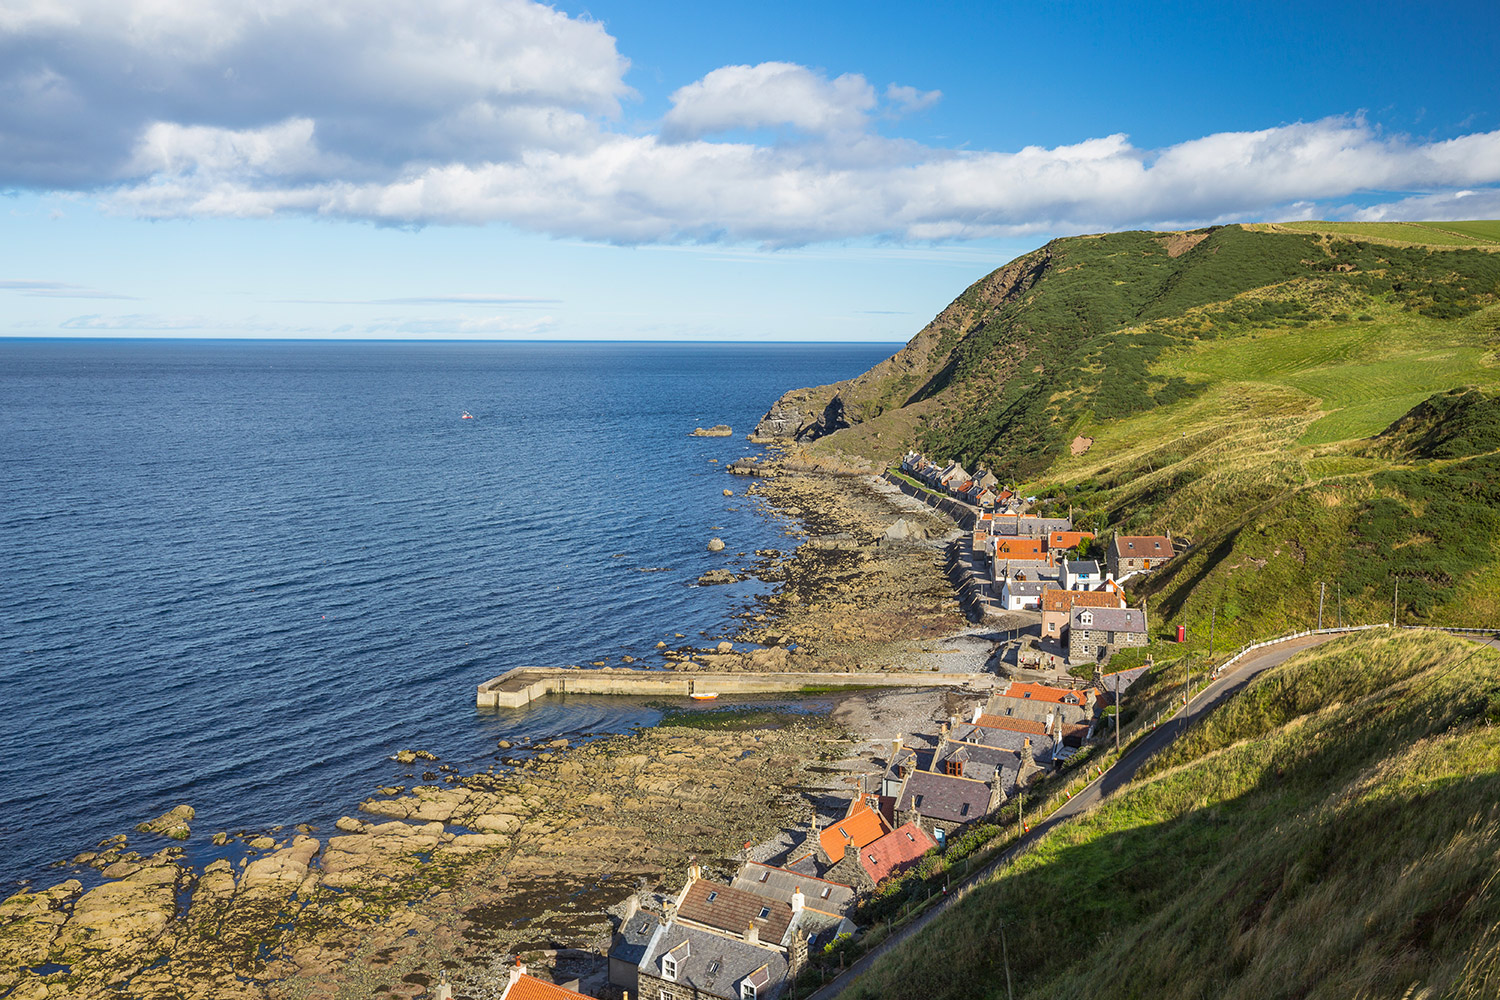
[1,716,845,999]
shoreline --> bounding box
[1,455,987,1000]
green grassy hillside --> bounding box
[770,221,1500,641]
[846,629,1500,1000]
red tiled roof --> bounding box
[973,714,1047,736]
[1113,535,1176,559]
[1041,588,1125,613]
[1047,530,1096,550]
[994,538,1045,558]
[503,974,592,1000]
[819,801,891,861]
[860,822,936,884]
[678,880,793,944]
[1004,682,1092,706]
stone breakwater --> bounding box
[0,716,845,1000]
[478,666,997,707]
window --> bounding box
[662,956,677,981]
[706,891,717,902]
[742,984,757,1000]
[758,870,769,883]
[913,794,923,808]
[960,802,970,817]
[820,886,831,899]
[945,760,962,776]
[707,960,721,976]
[758,906,770,919]
[868,853,877,864]
[905,831,915,842]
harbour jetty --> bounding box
[477,665,997,708]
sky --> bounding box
[2,0,1498,342]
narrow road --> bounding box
[804,630,1344,1000]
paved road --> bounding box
[803,630,1346,1000]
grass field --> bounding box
[1258,219,1500,247]
[846,630,1500,1000]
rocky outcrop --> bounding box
[696,569,738,586]
[690,425,733,437]
[706,538,725,552]
[135,804,194,841]
[751,388,850,441]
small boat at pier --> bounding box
[690,692,719,701]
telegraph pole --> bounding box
[1208,608,1216,662]
[1393,578,1400,627]
[1318,582,1326,630]
[1114,670,1121,753]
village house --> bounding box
[1040,586,1126,642]
[732,864,856,924]
[986,513,1074,539]
[830,821,936,892]
[985,681,1098,726]
[1060,559,1103,591]
[1068,605,1149,664]
[895,767,1004,841]
[1047,529,1096,554]
[999,574,1048,611]
[1106,535,1176,578]
[609,897,663,998]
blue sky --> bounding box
[2,0,1497,341]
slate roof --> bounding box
[818,801,890,861]
[678,880,793,945]
[610,910,662,967]
[933,739,1015,783]
[732,864,856,919]
[1071,606,1148,633]
[861,822,936,884]
[1064,559,1101,576]
[501,973,594,1000]
[640,922,787,1000]
[898,770,993,824]
[1002,578,1047,598]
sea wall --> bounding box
[477,666,993,708]
[881,472,978,529]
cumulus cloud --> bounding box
[661,62,877,140]
[4,1,1500,245]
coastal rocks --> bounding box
[135,803,194,841]
[706,538,725,552]
[394,749,438,764]
[883,518,929,542]
[690,425,733,437]
[751,388,850,441]
[723,488,734,496]
[696,569,737,586]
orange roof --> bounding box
[819,800,891,861]
[1041,587,1125,613]
[973,714,1047,735]
[1004,682,1093,706]
[860,822,936,884]
[1114,535,1176,558]
[503,973,592,1000]
[1047,530,1096,550]
[994,537,1045,558]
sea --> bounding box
[0,338,896,891]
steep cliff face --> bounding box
[751,245,1053,442]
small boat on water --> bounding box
[690,692,719,701]
[460,410,474,420]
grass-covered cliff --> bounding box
[847,628,1500,1000]
[761,221,1500,643]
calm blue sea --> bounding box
[0,339,895,890]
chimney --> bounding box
[688,862,701,883]
[892,734,903,760]
[971,705,982,724]
[1045,711,1055,738]
[1021,739,1035,770]
[623,894,640,923]
[664,900,677,925]
[792,886,805,913]
[435,978,453,1000]
[940,720,950,742]
[507,959,527,991]
[745,920,759,946]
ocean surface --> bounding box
[0,338,895,890]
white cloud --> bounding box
[661,62,876,141]
[1,278,137,299]
[4,2,1500,245]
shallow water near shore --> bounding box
[0,338,894,890]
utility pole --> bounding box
[1208,608,1216,663]
[1114,670,1121,753]
[1393,578,1400,627]
[1318,582,1326,630]
[1338,586,1343,628]
[1000,917,1015,1000]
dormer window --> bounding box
[742,984,757,1000]
[946,760,963,776]
[662,956,678,981]
[1079,611,1094,627]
